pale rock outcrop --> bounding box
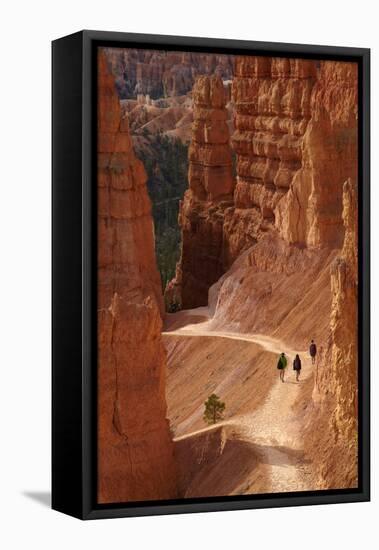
[97,52,177,503]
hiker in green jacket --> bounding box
[277,352,287,383]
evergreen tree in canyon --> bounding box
[203,394,226,425]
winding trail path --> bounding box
[163,315,313,493]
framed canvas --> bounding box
[52,30,370,520]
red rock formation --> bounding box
[104,48,233,99]
[303,178,358,489]
[97,52,177,503]
[276,62,358,248]
[211,58,358,489]
[226,57,317,261]
[328,178,358,427]
[173,57,357,308]
[167,76,234,309]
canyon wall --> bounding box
[172,57,357,328]
[97,52,177,503]
[228,57,357,258]
[225,57,317,262]
[165,75,235,308]
[171,56,358,488]
[302,178,358,489]
[105,48,233,99]
[276,61,358,249]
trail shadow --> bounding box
[175,425,312,497]
[252,443,312,467]
[22,491,51,507]
[163,309,208,331]
[175,425,268,497]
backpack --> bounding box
[310,343,317,356]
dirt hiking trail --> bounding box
[163,311,313,493]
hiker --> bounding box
[309,339,317,364]
[293,354,302,382]
[277,352,287,383]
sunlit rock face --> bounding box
[173,57,358,310]
[171,56,358,490]
[309,178,358,489]
[228,57,358,259]
[167,75,235,309]
[97,49,359,495]
[275,61,358,249]
[97,52,177,504]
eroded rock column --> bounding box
[97,51,177,503]
[166,75,234,309]
[312,178,358,488]
[226,57,316,260]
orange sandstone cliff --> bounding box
[97,52,177,503]
[168,56,358,489]
[165,76,235,308]
[301,178,358,489]
[171,58,357,343]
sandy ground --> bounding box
[164,308,313,494]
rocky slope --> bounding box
[104,47,233,99]
[97,52,177,503]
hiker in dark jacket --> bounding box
[293,354,302,382]
[277,352,287,383]
[309,340,317,364]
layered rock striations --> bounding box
[211,58,358,488]
[104,48,233,99]
[276,61,358,248]
[170,56,358,489]
[97,52,177,503]
[172,56,358,314]
[305,178,358,488]
[328,178,358,438]
[166,76,235,309]
[227,57,317,260]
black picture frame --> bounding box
[52,30,370,520]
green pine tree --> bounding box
[203,394,226,425]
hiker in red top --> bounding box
[309,340,317,364]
